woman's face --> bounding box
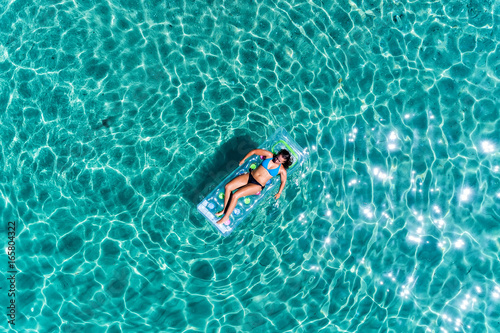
[273,154,286,164]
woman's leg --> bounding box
[217,184,263,224]
[217,173,250,215]
[224,191,234,214]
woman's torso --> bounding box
[250,158,280,185]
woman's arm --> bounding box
[277,169,287,191]
[275,168,287,200]
[239,149,273,165]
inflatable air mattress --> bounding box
[197,127,309,237]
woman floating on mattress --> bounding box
[216,149,293,225]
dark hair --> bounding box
[274,149,293,169]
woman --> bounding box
[216,148,293,225]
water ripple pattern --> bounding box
[0,0,499,332]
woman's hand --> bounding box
[239,159,245,166]
[274,192,281,200]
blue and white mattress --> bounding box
[197,127,309,237]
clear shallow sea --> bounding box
[0,0,499,332]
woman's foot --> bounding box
[216,216,229,225]
[215,210,224,217]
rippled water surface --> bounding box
[1,0,499,332]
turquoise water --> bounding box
[1,0,499,332]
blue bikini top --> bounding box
[261,158,280,177]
